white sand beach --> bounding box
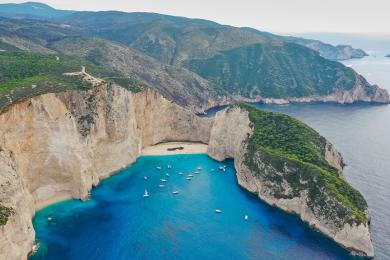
[142,142,208,155]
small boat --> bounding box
[178,172,184,175]
[159,184,165,188]
[244,215,249,221]
[215,209,222,213]
[161,179,167,182]
[143,190,149,197]
[172,190,179,195]
[167,164,172,169]
[186,177,192,180]
[188,174,194,177]
[47,217,53,221]
[194,171,200,174]
[166,173,170,177]
[197,167,202,170]
[218,166,227,172]
[156,166,162,170]
[144,176,148,180]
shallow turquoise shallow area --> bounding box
[31,154,361,260]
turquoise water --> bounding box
[30,154,360,260]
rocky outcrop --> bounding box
[0,85,373,259]
[208,107,374,258]
[0,84,212,259]
[260,75,389,105]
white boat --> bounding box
[172,190,179,195]
[186,177,192,180]
[143,190,149,197]
[156,166,162,170]
[167,164,172,169]
[218,166,227,172]
[161,179,167,182]
[166,173,170,177]
[244,215,249,221]
[194,171,200,174]
[159,184,165,188]
[178,172,184,175]
[215,209,222,213]
[197,167,202,170]
[144,176,148,180]
[47,217,53,221]
[188,174,194,177]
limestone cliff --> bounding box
[208,107,374,258]
[0,85,373,259]
[0,84,212,259]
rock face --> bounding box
[0,84,212,259]
[208,107,374,258]
[260,75,389,105]
[0,85,373,259]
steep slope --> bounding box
[50,37,223,111]
[208,106,373,257]
[58,11,387,103]
[0,81,374,258]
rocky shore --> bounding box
[0,83,374,259]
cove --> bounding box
[30,154,362,260]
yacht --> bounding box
[161,179,167,182]
[143,190,149,197]
[215,209,222,213]
[172,190,179,195]
[156,166,162,170]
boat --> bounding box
[166,173,170,177]
[215,209,222,213]
[143,190,149,197]
[244,215,249,221]
[172,190,179,195]
[156,166,162,170]
[194,171,200,174]
[144,176,148,180]
[161,179,167,182]
[178,172,184,175]
[186,177,192,180]
[218,166,227,172]
[159,184,165,188]
[167,164,172,169]
[188,174,194,177]
[47,217,53,221]
[197,167,202,170]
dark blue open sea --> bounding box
[31,42,390,259]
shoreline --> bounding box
[34,142,209,211]
[141,142,208,155]
[35,194,73,211]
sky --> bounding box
[2,0,390,34]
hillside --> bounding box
[185,43,357,98]
[0,5,388,109]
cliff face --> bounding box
[0,86,373,259]
[208,107,374,258]
[0,84,212,259]
[261,75,389,105]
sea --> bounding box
[31,36,390,260]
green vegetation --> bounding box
[0,204,14,226]
[0,51,147,110]
[241,104,367,227]
[185,43,357,98]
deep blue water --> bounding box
[30,154,360,260]
[204,50,390,259]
